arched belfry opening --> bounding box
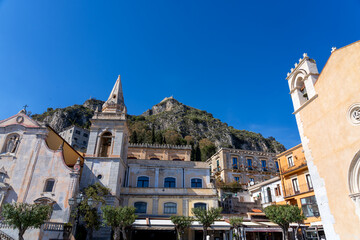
[296,76,308,101]
[98,132,113,157]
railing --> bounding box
[283,182,313,197]
[0,230,14,240]
[121,187,217,196]
[43,222,64,231]
[280,157,307,174]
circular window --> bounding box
[16,116,24,123]
[348,104,360,125]
[97,174,103,179]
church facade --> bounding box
[0,111,83,239]
[286,40,360,240]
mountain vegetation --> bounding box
[31,97,285,161]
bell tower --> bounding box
[286,53,319,113]
[81,75,129,205]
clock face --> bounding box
[74,164,80,171]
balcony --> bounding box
[121,187,217,196]
[283,182,313,198]
[280,157,307,175]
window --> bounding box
[99,132,112,157]
[83,133,89,138]
[164,202,177,214]
[70,130,72,133]
[164,177,176,188]
[232,157,238,169]
[306,174,313,190]
[288,156,294,167]
[172,158,182,161]
[261,160,267,171]
[234,177,240,182]
[137,176,149,187]
[275,161,280,172]
[150,157,160,160]
[301,196,319,217]
[128,156,137,159]
[275,184,281,196]
[247,159,253,170]
[216,160,220,169]
[75,130,81,135]
[191,178,202,188]
[134,202,147,213]
[83,141,87,145]
[194,203,206,210]
[250,177,254,183]
[44,179,55,192]
[74,137,78,142]
[292,178,300,194]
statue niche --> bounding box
[2,134,20,154]
[99,132,112,157]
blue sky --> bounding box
[0,0,359,149]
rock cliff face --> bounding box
[32,97,285,153]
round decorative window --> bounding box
[16,116,24,123]
[97,174,103,179]
[348,104,360,125]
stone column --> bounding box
[183,198,189,216]
[152,196,159,214]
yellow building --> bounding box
[285,41,360,240]
[277,144,324,238]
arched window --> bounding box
[194,203,206,210]
[128,156,137,159]
[137,176,149,188]
[99,132,112,157]
[1,133,20,154]
[44,179,55,192]
[164,177,176,188]
[267,187,272,203]
[172,158,182,161]
[164,202,177,214]
[191,178,202,188]
[150,157,160,160]
[134,202,147,213]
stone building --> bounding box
[248,176,284,208]
[207,148,279,188]
[285,40,360,239]
[59,125,90,152]
[0,110,83,239]
[80,76,226,240]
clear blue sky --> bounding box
[0,0,359,149]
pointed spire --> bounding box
[102,75,127,114]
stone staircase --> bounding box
[0,229,15,240]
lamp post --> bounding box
[68,193,84,238]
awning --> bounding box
[132,219,232,231]
[132,219,175,230]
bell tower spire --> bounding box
[102,75,127,115]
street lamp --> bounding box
[68,193,84,238]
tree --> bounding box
[101,206,137,240]
[264,205,305,240]
[170,216,194,240]
[199,138,216,161]
[130,131,138,143]
[229,217,243,240]
[191,207,222,240]
[1,203,51,240]
[79,183,110,240]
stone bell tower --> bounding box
[81,75,129,203]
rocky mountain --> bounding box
[32,97,285,155]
